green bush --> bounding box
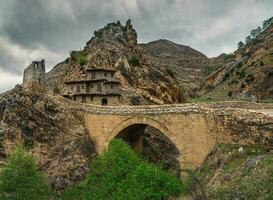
[128,56,140,66]
[224,53,235,62]
[61,139,182,200]
[202,65,220,77]
[238,70,246,79]
[222,72,230,82]
[0,145,53,200]
[53,85,60,94]
[165,67,175,78]
[245,74,255,83]
[71,51,87,66]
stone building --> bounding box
[23,59,46,85]
[63,68,121,105]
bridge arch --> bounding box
[104,116,183,172]
[106,116,179,150]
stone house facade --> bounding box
[63,68,121,105]
[23,60,46,85]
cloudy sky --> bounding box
[0,0,273,93]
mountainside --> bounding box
[46,20,184,104]
[181,144,273,200]
[201,25,273,101]
[140,39,210,97]
[0,84,96,193]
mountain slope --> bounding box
[0,84,96,192]
[140,39,211,97]
[46,20,184,104]
[201,25,273,101]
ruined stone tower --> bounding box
[23,59,46,85]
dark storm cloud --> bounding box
[1,0,273,92]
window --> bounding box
[77,85,80,93]
[111,72,114,78]
[90,96,93,101]
[86,84,90,93]
[111,85,114,89]
[38,78,41,84]
[91,84,93,88]
[71,86,73,90]
[73,96,76,101]
[82,85,85,89]
[97,83,101,92]
[82,96,86,103]
[104,73,107,77]
[91,72,95,79]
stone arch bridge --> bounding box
[83,103,273,168]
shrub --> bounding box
[128,56,140,66]
[239,70,246,79]
[224,53,235,62]
[165,67,175,78]
[0,145,53,200]
[61,139,182,200]
[245,74,255,83]
[53,85,60,94]
[222,72,230,82]
[241,83,246,88]
[71,51,87,66]
[202,65,220,77]
[268,71,273,76]
[260,61,264,66]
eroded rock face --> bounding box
[46,20,184,104]
[142,126,180,175]
[140,39,211,98]
[0,84,96,192]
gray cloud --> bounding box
[0,0,273,93]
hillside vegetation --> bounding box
[201,16,273,101]
[180,144,273,200]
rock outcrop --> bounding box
[140,39,211,98]
[0,84,96,193]
[46,20,184,104]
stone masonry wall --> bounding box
[23,60,46,85]
[83,102,273,168]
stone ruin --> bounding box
[23,59,46,86]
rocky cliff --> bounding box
[201,25,273,101]
[140,39,211,98]
[46,20,184,104]
[0,84,96,193]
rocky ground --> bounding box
[200,144,273,200]
[0,84,96,193]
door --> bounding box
[101,98,108,106]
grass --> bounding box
[202,144,272,200]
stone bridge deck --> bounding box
[81,102,273,168]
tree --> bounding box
[61,139,182,200]
[263,17,273,30]
[0,145,53,200]
[250,29,258,38]
[245,36,252,45]
[237,41,244,50]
